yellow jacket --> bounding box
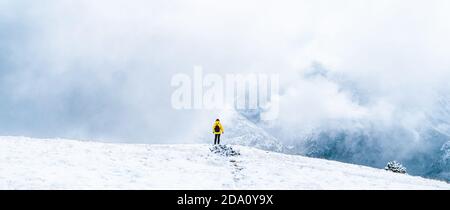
[212,121,224,134]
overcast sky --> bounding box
[1,0,450,144]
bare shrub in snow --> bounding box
[385,161,407,174]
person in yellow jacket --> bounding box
[212,119,224,145]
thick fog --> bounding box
[1,0,450,179]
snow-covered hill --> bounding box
[0,136,448,190]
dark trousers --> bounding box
[214,134,221,144]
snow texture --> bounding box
[0,136,449,190]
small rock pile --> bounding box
[210,145,240,157]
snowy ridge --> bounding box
[0,136,449,190]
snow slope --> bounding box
[0,136,448,190]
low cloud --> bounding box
[1,0,450,163]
